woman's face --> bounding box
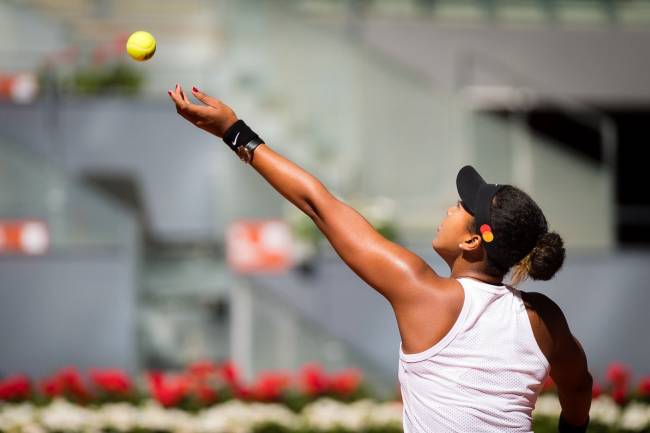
[432,200,476,263]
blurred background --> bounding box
[1,0,649,411]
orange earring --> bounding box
[480,224,494,243]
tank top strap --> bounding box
[399,279,471,363]
[456,276,509,294]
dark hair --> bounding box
[469,185,565,285]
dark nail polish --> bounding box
[192,86,199,93]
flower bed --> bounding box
[1,361,649,432]
[531,362,650,432]
[0,362,371,411]
[0,398,404,433]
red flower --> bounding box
[89,369,132,395]
[0,375,31,401]
[147,371,190,407]
[219,361,240,386]
[60,367,89,399]
[194,383,218,404]
[40,367,89,401]
[637,376,650,397]
[329,369,362,397]
[188,360,218,380]
[612,385,628,406]
[541,376,555,393]
[592,381,603,399]
[251,371,292,401]
[606,362,631,389]
[299,363,329,396]
[41,376,65,397]
[230,382,252,400]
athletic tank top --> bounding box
[398,277,550,433]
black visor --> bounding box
[456,165,503,235]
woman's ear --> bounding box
[459,234,482,251]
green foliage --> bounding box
[375,222,398,242]
[71,63,143,95]
[532,416,641,433]
[290,210,399,245]
[531,416,557,433]
[254,423,296,433]
[366,427,403,433]
[292,213,324,244]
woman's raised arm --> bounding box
[251,143,441,305]
[167,85,442,305]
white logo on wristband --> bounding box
[233,132,240,146]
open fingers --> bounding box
[191,86,222,108]
[173,84,194,111]
[167,85,183,108]
[168,85,197,125]
[168,85,214,120]
[178,84,190,104]
[173,84,185,106]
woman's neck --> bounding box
[452,271,504,286]
[450,261,504,286]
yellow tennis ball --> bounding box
[126,31,156,61]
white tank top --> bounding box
[398,277,550,433]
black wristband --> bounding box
[222,119,263,153]
[558,414,589,433]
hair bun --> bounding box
[528,231,565,281]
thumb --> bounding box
[191,86,221,108]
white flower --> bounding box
[135,400,178,431]
[589,395,622,426]
[195,400,254,433]
[303,398,346,431]
[39,398,97,432]
[342,400,376,431]
[619,402,650,431]
[302,398,375,431]
[533,394,562,418]
[96,402,139,432]
[21,422,48,433]
[18,396,650,433]
[247,403,300,430]
[165,407,196,433]
[194,406,230,433]
[0,403,38,430]
[367,401,403,428]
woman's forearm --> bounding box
[249,143,332,220]
[165,87,333,220]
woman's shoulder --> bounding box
[520,291,566,324]
[398,276,466,355]
[519,291,569,362]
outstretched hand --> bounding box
[167,84,238,138]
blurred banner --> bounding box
[0,219,50,255]
[226,220,293,273]
[0,73,38,103]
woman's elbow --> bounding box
[303,196,322,221]
[303,181,335,222]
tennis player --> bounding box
[168,84,592,433]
